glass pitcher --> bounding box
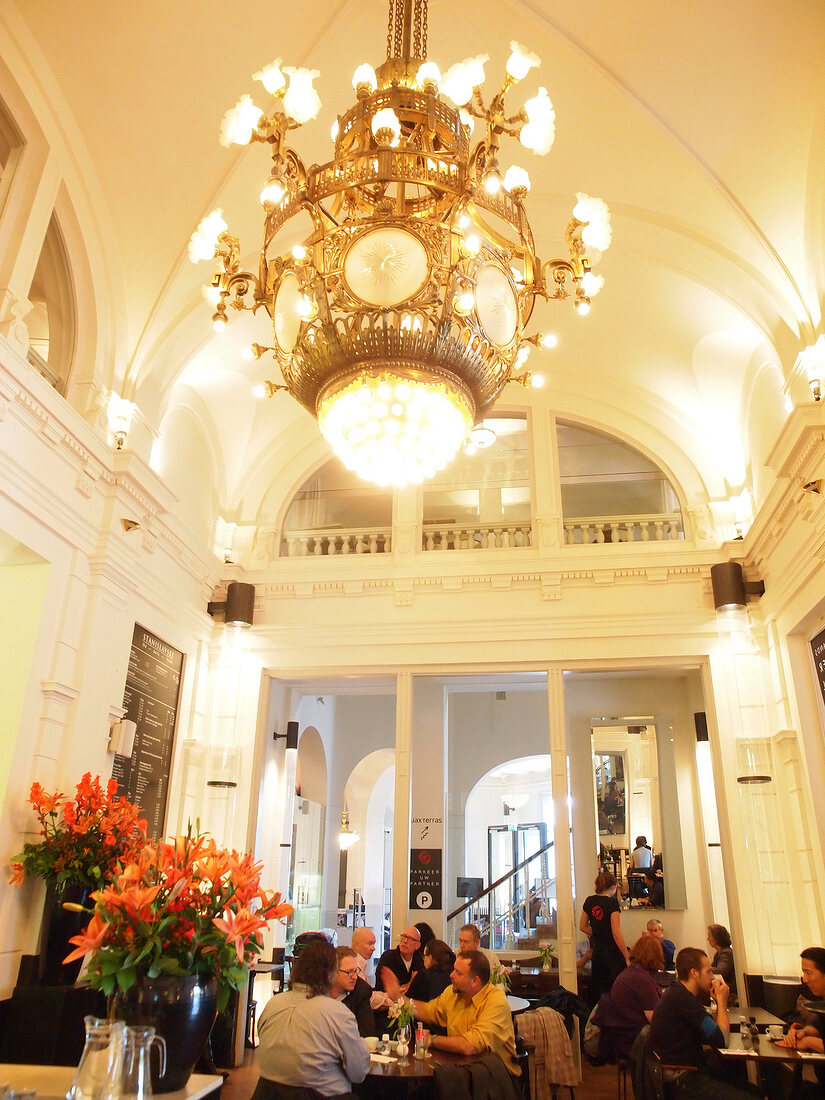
[66,1016,126,1100]
[122,1025,166,1100]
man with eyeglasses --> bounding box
[375,925,425,994]
[331,945,376,1038]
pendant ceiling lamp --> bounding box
[190,0,611,486]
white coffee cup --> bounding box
[365,1036,379,1051]
[767,1024,784,1041]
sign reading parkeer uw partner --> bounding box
[811,625,825,715]
[409,848,442,910]
[112,624,184,840]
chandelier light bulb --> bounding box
[352,63,378,95]
[371,107,401,146]
[416,61,441,90]
[469,422,497,448]
[296,293,317,320]
[253,58,287,97]
[219,94,264,147]
[241,345,254,360]
[463,233,482,256]
[442,55,488,106]
[330,118,340,142]
[519,87,555,155]
[484,170,502,195]
[515,344,531,369]
[456,289,475,313]
[506,41,541,82]
[581,271,605,297]
[253,383,267,398]
[212,312,227,332]
[539,331,558,349]
[531,372,545,387]
[574,295,591,316]
[202,283,222,307]
[283,67,321,124]
[189,210,227,263]
[573,193,613,251]
[260,176,286,207]
[458,108,475,135]
[503,165,531,195]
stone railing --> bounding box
[563,513,683,545]
[422,522,533,551]
[282,527,392,557]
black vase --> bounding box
[111,974,219,1093]
[39,881,93,985]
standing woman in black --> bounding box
[580,870,630,1004]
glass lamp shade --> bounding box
[475,263,519,346]
[343,228,429,306]
[273,272,304,352]
[318,372,473,486]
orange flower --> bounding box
[8,861,25,887]
[64,912,107,964]
[212,908,266,963]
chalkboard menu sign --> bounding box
[112,624,184,839]
[811,625,825,713]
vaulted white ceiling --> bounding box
[5,0,824,530]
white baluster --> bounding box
[355,535,366,553]
[595,526,605,544]
[640,521,650,541]
[425,530,435,551]
[312,537,322,556]
[384,533,391,553]
[654,521,664,540]
[327,535,338,556]
[500,527,511,548]
[370,533,378,554]
[341,534,351,554]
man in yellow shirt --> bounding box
[381,949,519,1076]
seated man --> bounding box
[649,946,758,1100]
[646,918,675,969]
[374,925,424,993]
[351,926,391,1011]
[382,948,520,1078]
[458,922,500,969]
[332,945,376,1038]
[256,938,370,1099]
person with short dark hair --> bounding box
[641,867,664,908]
[415,921,436,951]
[598,934,663,1059]
[776,947,825,1094]
[649,947,757,1100]
[332,945,376,1038]
[580,871,630,1003]
[256,939,369,1098]
[707,923,736,1002]
[458,921,500,968]
[407,938,455,1003]
[631,835,653,869]
[380,949,519,1076]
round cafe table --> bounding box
[363,1047,470,1096]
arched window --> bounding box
[557,421,683,543]
[27,211,76,395]
[281,457,393,556]
[421,415,532,550]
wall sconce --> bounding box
[339,808,359,851]
[207,581,255,627]
[107,393,136,450]
[798,335,825,401]
[108,718,137,757]
[273,721,299,751]
[710,561,765,613]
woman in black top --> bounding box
[707,923,737,1003]
[580,870,630,1004]
[406,938,455,1002]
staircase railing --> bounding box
[447,840,556,951]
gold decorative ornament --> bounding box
[190,0,611,485]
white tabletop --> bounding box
[507,994,531,1014]
[0,1066,222,1100]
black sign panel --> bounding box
[811,625,825,712]
[409,848,442,910]
[112,624,184,840]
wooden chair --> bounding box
[616,1055,632,1100]
[515,1033,532,1100]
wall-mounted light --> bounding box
[273,721,299,751]
[108,718,137,757]
[798,335,825,401]
[107,393,136,450]
[207,581,255,627]
[339,808,359,851]
[710,561,765,613]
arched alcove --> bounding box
[342,749,395,938]
[290,726,328,937]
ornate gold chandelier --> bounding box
[190,0,611,486]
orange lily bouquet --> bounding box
[65,827,293,1010]
[9,774,147,890]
